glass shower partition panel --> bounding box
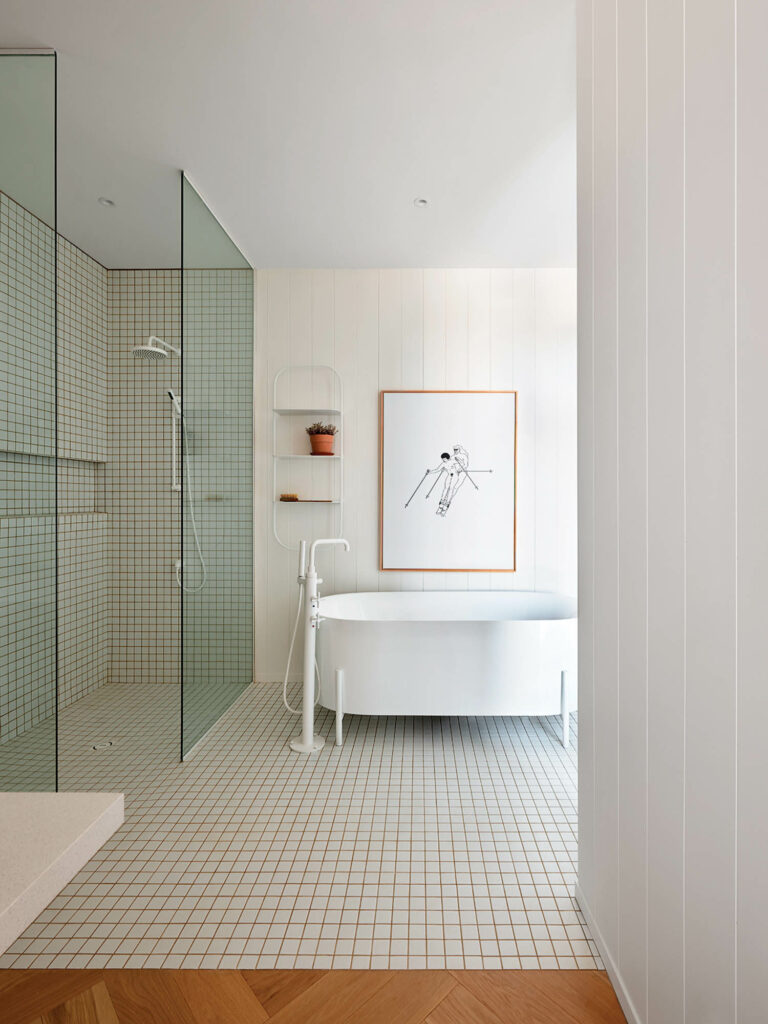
[180,176,253,758]
[0,53,58,789]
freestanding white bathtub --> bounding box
[317,590,577,746]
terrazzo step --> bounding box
[0,791,124,956]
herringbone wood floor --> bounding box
[0,969,626,1023]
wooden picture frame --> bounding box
[379,390,517,572]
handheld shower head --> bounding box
[131,335,180,361]
[167,390,182,416]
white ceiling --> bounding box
[0,0,575,269]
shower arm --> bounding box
[149,335,181,357]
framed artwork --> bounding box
[379,390,517,572]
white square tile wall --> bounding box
[56,235,109,711]
[0,193,110,753]
[0,193,57,748]
[107,270,181,686]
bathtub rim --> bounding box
[318,589,577,624]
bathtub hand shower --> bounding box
[282,541,320,718]
[287,538,350,754]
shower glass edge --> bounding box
[180,174,254,759]
[0,52,58,791]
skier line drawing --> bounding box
[404,444,494,517]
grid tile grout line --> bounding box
[0,683,598,971]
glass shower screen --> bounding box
[180,176,254,758]
[0,53,57,790]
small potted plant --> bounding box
[306,421,338,455]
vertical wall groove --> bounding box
[733,4,741,1019]
[734,2,768,1020]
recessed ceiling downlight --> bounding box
[97,196,115,207]
[413,197,428,208]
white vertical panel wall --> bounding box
[254,269,576,682]
[577,1,768,1022]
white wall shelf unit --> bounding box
[272,365,343,550]
[274,408,341,417]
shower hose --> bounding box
[282,580,321,715]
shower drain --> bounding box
[91,740,114,751]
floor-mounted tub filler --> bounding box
[286,538,350,753]
[285,543,577,752]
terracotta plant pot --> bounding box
[309,433,335,456]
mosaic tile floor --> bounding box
[1,683,600,971]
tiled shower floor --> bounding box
[1,683,600,970]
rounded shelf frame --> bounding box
[272,365,343,551]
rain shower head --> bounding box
[132,341,165,360]
[132,335,180,360]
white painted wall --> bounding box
[577,1,768,1022]
[254,269,576,682]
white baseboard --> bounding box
[574,882,642,1024]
